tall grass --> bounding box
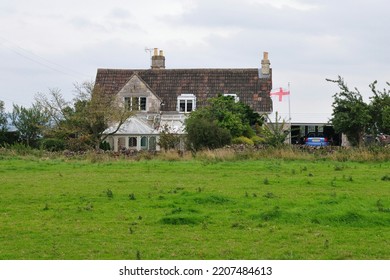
[1,144,390,162]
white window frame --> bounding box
[177,94,196,113]
[124,96,147,111]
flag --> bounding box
[270,87,290,102]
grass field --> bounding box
[1,153,390,260]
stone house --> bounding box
[95,49,273,151]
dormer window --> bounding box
[124,97,147,111]
[177,94,196,113]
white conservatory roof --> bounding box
[103,117,159,135]
[158,119,186,134]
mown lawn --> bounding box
[0,157,389,259]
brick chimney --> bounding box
[151,48,165,69]
[261,51,270,75]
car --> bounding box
[305,132,329,147]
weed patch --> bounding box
[105,189,113,199]
[251,206,282,221]
[331,211,364,225]
[376,199,390,213]
[381,175,390,181]
[160,215,202,225]
[193,195,231,205]
[263,192,277,199]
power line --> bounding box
[0,36,90,79]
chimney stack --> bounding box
[151,48,165,69]
[261,51,270,75]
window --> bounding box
[124,97,131,111]
[149,137,157,151]
[129,137,137,148]
[139,97,147,111]
[124,97,147,111]
[141,137,148,150]
[179,100,186,112]
[187,100,193,112]
[177,94,196,113]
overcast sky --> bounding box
[1,0,389,122]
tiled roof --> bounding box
[95,68,272,113]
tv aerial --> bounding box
[144,47,153,58]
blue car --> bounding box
[305,132,329,147]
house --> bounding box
[95,49,273,151]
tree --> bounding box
[0,100,8,145]
[158,124,181,151]
[185,95,261,150]
[35,82,133,150]
[73,82,133,149]
[0,100,7,132]
[327,76,371,147]
[369,81,390,134]
[10,103,49,147]
[205,95,262,138]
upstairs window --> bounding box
[124,97,131,111]
[124,97,147,111]
[177,94,196,113]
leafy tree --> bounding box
[206,95,262,138]
[158,124,181,151]
[10,103,49,147]
[184,95,261,150]
[0,100,7,132]
[327,76,371,146]
[35,82,132,150]
[73,82,133,149]
[369,81,390,134]
[0,100,8,145]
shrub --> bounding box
[251,135,264,145]
[40,138,65,151]
[99,141,111,151]
[185,118,231,151]
[232,136,254,146]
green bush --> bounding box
[251,135,264,145]
[99,141,111,151]
[40,138,65,151]
[232,136,254,146]
[186,119,232,151]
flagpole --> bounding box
[288,82,291,144]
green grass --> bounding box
[0,156,389,260]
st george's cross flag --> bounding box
[270,87,290,102]
[269,86,291,123]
